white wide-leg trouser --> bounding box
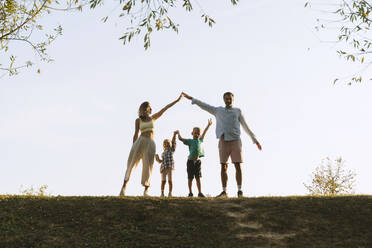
[124,136,156,187]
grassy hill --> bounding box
[1,195,371,247]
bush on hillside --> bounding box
[304,157,356,196]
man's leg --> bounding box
[234,162,243,197]
[216,163,228,197]
[231,139,243,197]
[218,137,230,197]
[221,163,228,189]
[233,162,242,186]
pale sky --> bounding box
[1,0,372,197]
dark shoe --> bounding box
[237,190,243,198]
[198,193,205,197]
[188,193,193,197]
[216,191,227,198]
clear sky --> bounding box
[1,0,372,197]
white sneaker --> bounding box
[143,190,149,197]
[168,192,172,197]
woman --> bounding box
[119,94,183,196]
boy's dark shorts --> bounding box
[187,159,202,179]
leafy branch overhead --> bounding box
[1,0,238,77]
[90,0,238,50]
[0,0,82,77]
[306,0,372,84]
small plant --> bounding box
[19,185,50,196]
[304,157,356,196]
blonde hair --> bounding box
[163,139,172,148]
[138,101,150,120]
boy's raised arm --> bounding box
[201,118,212,140]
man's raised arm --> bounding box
[182,92,217,116]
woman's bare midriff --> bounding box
[141,131,154,139]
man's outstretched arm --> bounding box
[239,111,262,150]
[182,92,217,116]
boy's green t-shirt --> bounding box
[183,138,204,159]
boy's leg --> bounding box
[195,160,204,197]
[188,179,193,195]
[196,177,202,194]
[187,160,194,196]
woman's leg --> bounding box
[120,138,143,196]
[141,139,156,194]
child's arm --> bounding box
[171,131,177,151]
[176,130,186,143]
[201,118,212,140]
[155,154,163,163]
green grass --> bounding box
[1,195,372,247]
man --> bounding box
[182,92,262,197]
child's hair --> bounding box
[163,139,172,148]
[138,101,150,120]
[193,127,201,133]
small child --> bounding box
[155,131,177,197]
[177,119,212,197]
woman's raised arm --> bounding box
[152,94,182,120]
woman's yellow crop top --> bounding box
[139,119,154,133]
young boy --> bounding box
[177,119,212,197]
[155,131,177,197]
